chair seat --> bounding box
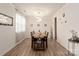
[37,40,41,43]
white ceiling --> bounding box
[14,3,65,17]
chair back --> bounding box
[43,32,49,41]
[44,31,49,38]
[30,32,38,41]
[30,32,33,38]
[32,31,35,34]
[47,32,49,38]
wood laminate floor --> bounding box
[4,39,69,56]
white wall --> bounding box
[53,3,79,55]
[0,3,16,55]
[26,15,52,39]
[16,32,26,43]
[16,11,26,43]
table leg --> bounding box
[72,43,75,55]
[68,41,70,55]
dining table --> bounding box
[32,32,47,39]
[32,32,47,50]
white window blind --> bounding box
[16,13,25,32]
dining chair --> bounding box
[41,37,46,50]
[44,32,49,48]
[33,38,44,50]
[32,31,35,34]
[31,32,40,50]
[31,32,36,48]
[30,32,33,48]
[32,37,39,50]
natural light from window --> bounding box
[16,13,25,32]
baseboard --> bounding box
[2,38,26,56]
[56,41,75,56]
[16,38,26,46]
[26,38,30,39]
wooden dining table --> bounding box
[33,32,46,39]
[32,32,47,50]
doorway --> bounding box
[54,17,57,40]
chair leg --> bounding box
[43,41,45,50]
[46,41,48,48]
[31,42,33,48]
[33,43,36,50]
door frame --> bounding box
[54,17,57,40]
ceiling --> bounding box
[14,3,65,17]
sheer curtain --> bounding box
[16,13,26,32]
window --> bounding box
[16,13,25,32]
